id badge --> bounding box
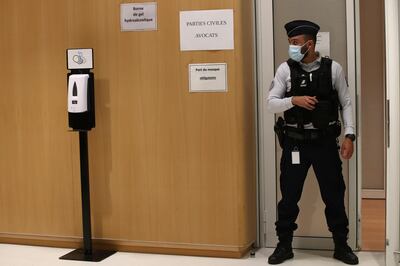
[292,147,300,165]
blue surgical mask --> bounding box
[288,42,309,62]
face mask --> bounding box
[288,42,309,62]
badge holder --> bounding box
[292,147,301,165]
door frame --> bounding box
[385,0,400,265]
[254,0,276,249]
[254,0,360,250]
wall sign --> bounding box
[316,32,330,57]
[180,9,234,51]
[66,48,94,70]
[189,63,228,92]
[120,2,157,31]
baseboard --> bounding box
[362,189,385,199]
[0,233,254,259]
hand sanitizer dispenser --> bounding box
[66,49,95,131]
[61,49,115,262]
[68,74,89,113]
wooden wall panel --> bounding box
[0,0,82,236]
[0,0,256,257]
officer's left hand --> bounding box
[340,138,354,160]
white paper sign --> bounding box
[120,2,157,31]
[316,32,330,57]
[180,9,234,51]
[67,48,93,70]
[189,63,227,92]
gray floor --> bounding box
[0,244,385,266]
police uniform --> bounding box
[267,20,358,265]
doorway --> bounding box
[359,0,386,252]
[255,0,359,250]
[255,0,400,265]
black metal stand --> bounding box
[60,131,116,262]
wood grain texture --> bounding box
[361,199,385,251]
[0,233,252,258]
[0,0,256,257]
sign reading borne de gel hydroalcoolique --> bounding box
[120,2,157,31]
[180,9,234,51]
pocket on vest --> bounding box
[311,101,332,129]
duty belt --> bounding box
[284,125,339,141]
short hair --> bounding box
[304,34,317,45]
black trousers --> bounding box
[276,136,349,245]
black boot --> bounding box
[333,244,359,265]
[268,242,294,265]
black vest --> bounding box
[284,57,339,129]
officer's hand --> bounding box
[341,138,354,160]
[292,96,318,110]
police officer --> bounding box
[267,20,358,265]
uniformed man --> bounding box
[267,20,358,265]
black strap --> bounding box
[286,59,304,129]
[320,57,333,84]
[286,58,298,68]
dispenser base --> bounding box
[60,248,116,262]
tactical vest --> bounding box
[284,57,339,129]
